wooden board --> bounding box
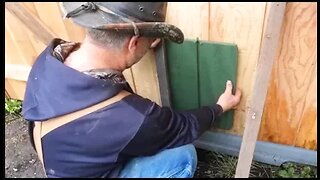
[209,2,267,135]
[258,2,317,150]
[34,2,69,40]
[131,51,161,105]
[166,2,267,134]
[166,2,210,40]
[5,7,38,66]
[5,79,27,100]
[235,2,287,178]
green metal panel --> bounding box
[198,41,238,129]
[166,40,199,110]
[166,39,238,129]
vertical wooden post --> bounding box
[155,41,171,107]
[235,2,286,178]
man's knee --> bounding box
[173,144,198,171]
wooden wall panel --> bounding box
[209,2,267,135]
[5,79,27,100]
[34,2,70,40]
[5,8,37,66]
[166,2,267,135]
[5,2,157,106]
[166,2,209,40]
[258,2,317,150]
[5,2,317,150]
[131,51,161,105]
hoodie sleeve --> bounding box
[120,95,223,156]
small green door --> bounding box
[166,39,238,130]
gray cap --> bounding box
[60,2,184,43]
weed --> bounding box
[195,149,317,178]
[276,162,317,178]
[5,98,22,115]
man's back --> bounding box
[23,39,223,177]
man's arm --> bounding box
[121,100,223,156]
[121,80,241,156]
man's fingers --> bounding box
[235,88,242,101]
[225,80,233,94]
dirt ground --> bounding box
[5,115,45,178]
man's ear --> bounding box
[127,35,140,53]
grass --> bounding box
[5,97,22,124]
[5,98,22,115]
[194,148,317,178]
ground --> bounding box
[5,114,45,178]
[5,113,317,178]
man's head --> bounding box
[60,2,183,68]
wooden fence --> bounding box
[5,2,317,150]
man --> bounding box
[23,2,241,178]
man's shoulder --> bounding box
[120,93,158,116]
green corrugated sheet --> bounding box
[166,39,238,129]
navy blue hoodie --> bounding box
[23,39,223,178]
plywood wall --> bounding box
[5,2,161,105]
[5,2,317,150]
[166,2,267,135]
[166,2,317,150]
[258,2,317,150]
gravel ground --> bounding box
[5,115,45,178]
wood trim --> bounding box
[5,64,31,82]
[194,131,317,167]
[5,2,57,45]
[155,41,171,107]
[235,2,287,178]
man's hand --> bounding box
[216,80,241,113]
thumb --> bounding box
[225,80,232,94]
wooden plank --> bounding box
[5,27,21,65]
[5,79,27,100]
[5,7,37,66]
[209,2,267,135]
[235,2,286,178]
[34,2,70,40]
[155,41,171,107]
[5,2,57,45]
[164,2,266,133]
[131,51,161,105]
[166,2,209,40]
[258,2,317,150]
[22,3,47,55]
[122,68,137,93]
[5,64,31,82]
[61,12,86,42]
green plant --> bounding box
[210,152,238,178]
[250,160,277,178]
[5,98,22,115]
[277,162,317,178]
